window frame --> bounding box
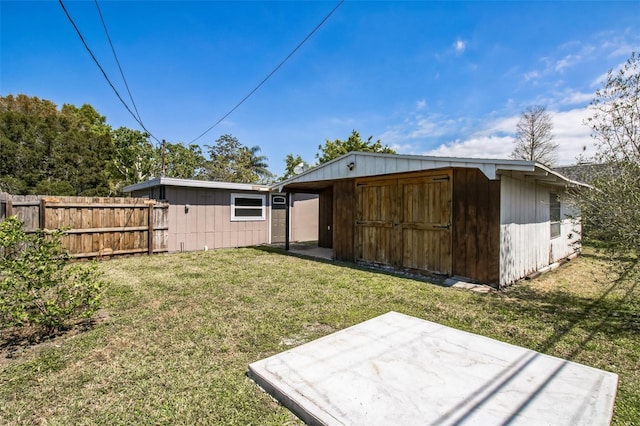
[272,195,286,205]
[549,192,561,239]
[230,193,266,221]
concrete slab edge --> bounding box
[247,364,329,426]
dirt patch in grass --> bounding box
[0,311,110,365]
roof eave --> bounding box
[123,177,271,193]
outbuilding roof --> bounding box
[123,177,271,193]
[274,152,588,192]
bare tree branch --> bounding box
[511,105,558,166]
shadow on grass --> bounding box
[259,243,639,361]
[254,244,449,287]
[0,317,100,360]
[499,257,639,359]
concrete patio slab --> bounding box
[248,312,617,426]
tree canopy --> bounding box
[110,127,156,192]
[0,95,275,195]
[511,105,558,166]
[316,130,396,164]
[280,153,307,180]
[573,52,640,252]
[205,134,273,184]
[0,94,114,195]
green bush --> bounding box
[0,216,104,333]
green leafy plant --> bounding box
[0,216,103,333]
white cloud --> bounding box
[476,115,520,136]
[524,70,540,81]
[389,142,420,153]
[590,55,640,88]
[380,113,459,144]
[554,45,596,72]
[423,135,514,159]
[408,115,456,139]
[418,108,595,165]
[454,39,466,53]
[556,89,593,106]
[551,108,596,165]
[416,99,426,110]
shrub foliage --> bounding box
[0,216,103,333]
[575,52,640,252]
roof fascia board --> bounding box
[271,151,588,190]
[123,177,270,193]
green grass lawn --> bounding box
[1,246,638,425]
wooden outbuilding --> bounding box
[276,152,586,288]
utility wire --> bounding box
[58,0,161,144]
[94,0,143,126]
[189,0,345,144]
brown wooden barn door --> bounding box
[356,178,399,266]
[399,172,452,275]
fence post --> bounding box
[5,198,12,218]
[39,198,47,230]
[148,203,154,255]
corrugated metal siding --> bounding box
[500,177,547,285]
[281,153,538,187]
[551,202,582,263]
[499,176,579,286]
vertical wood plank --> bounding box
[39,198,47,230]
[464,168,478,280]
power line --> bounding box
[58,0,161,144]
[94,0,143,126]
[189,0,345,144]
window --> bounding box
[272,195,287,211]
[231,193,266,221]
[272,195,286,205]
[550,193,561,238]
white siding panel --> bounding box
[500,177,549,285]
[551,202,582,262]
[500,177,580,286]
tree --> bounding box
[511,105,558,166]
[0,95,114,196]
[110,127,156,192]
[316,130,396,164]
[280,153,307,180]
[160,142,207,180]
[574,52,640,251]
[0,95,62,193]
[245,145,274,184]
[205,134,271,183]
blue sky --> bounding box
[1,1,639,177]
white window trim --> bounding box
[272,195,287,205]
[550,193,561,239]
[230,193,266,221]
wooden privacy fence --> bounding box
[0,192,169,258]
